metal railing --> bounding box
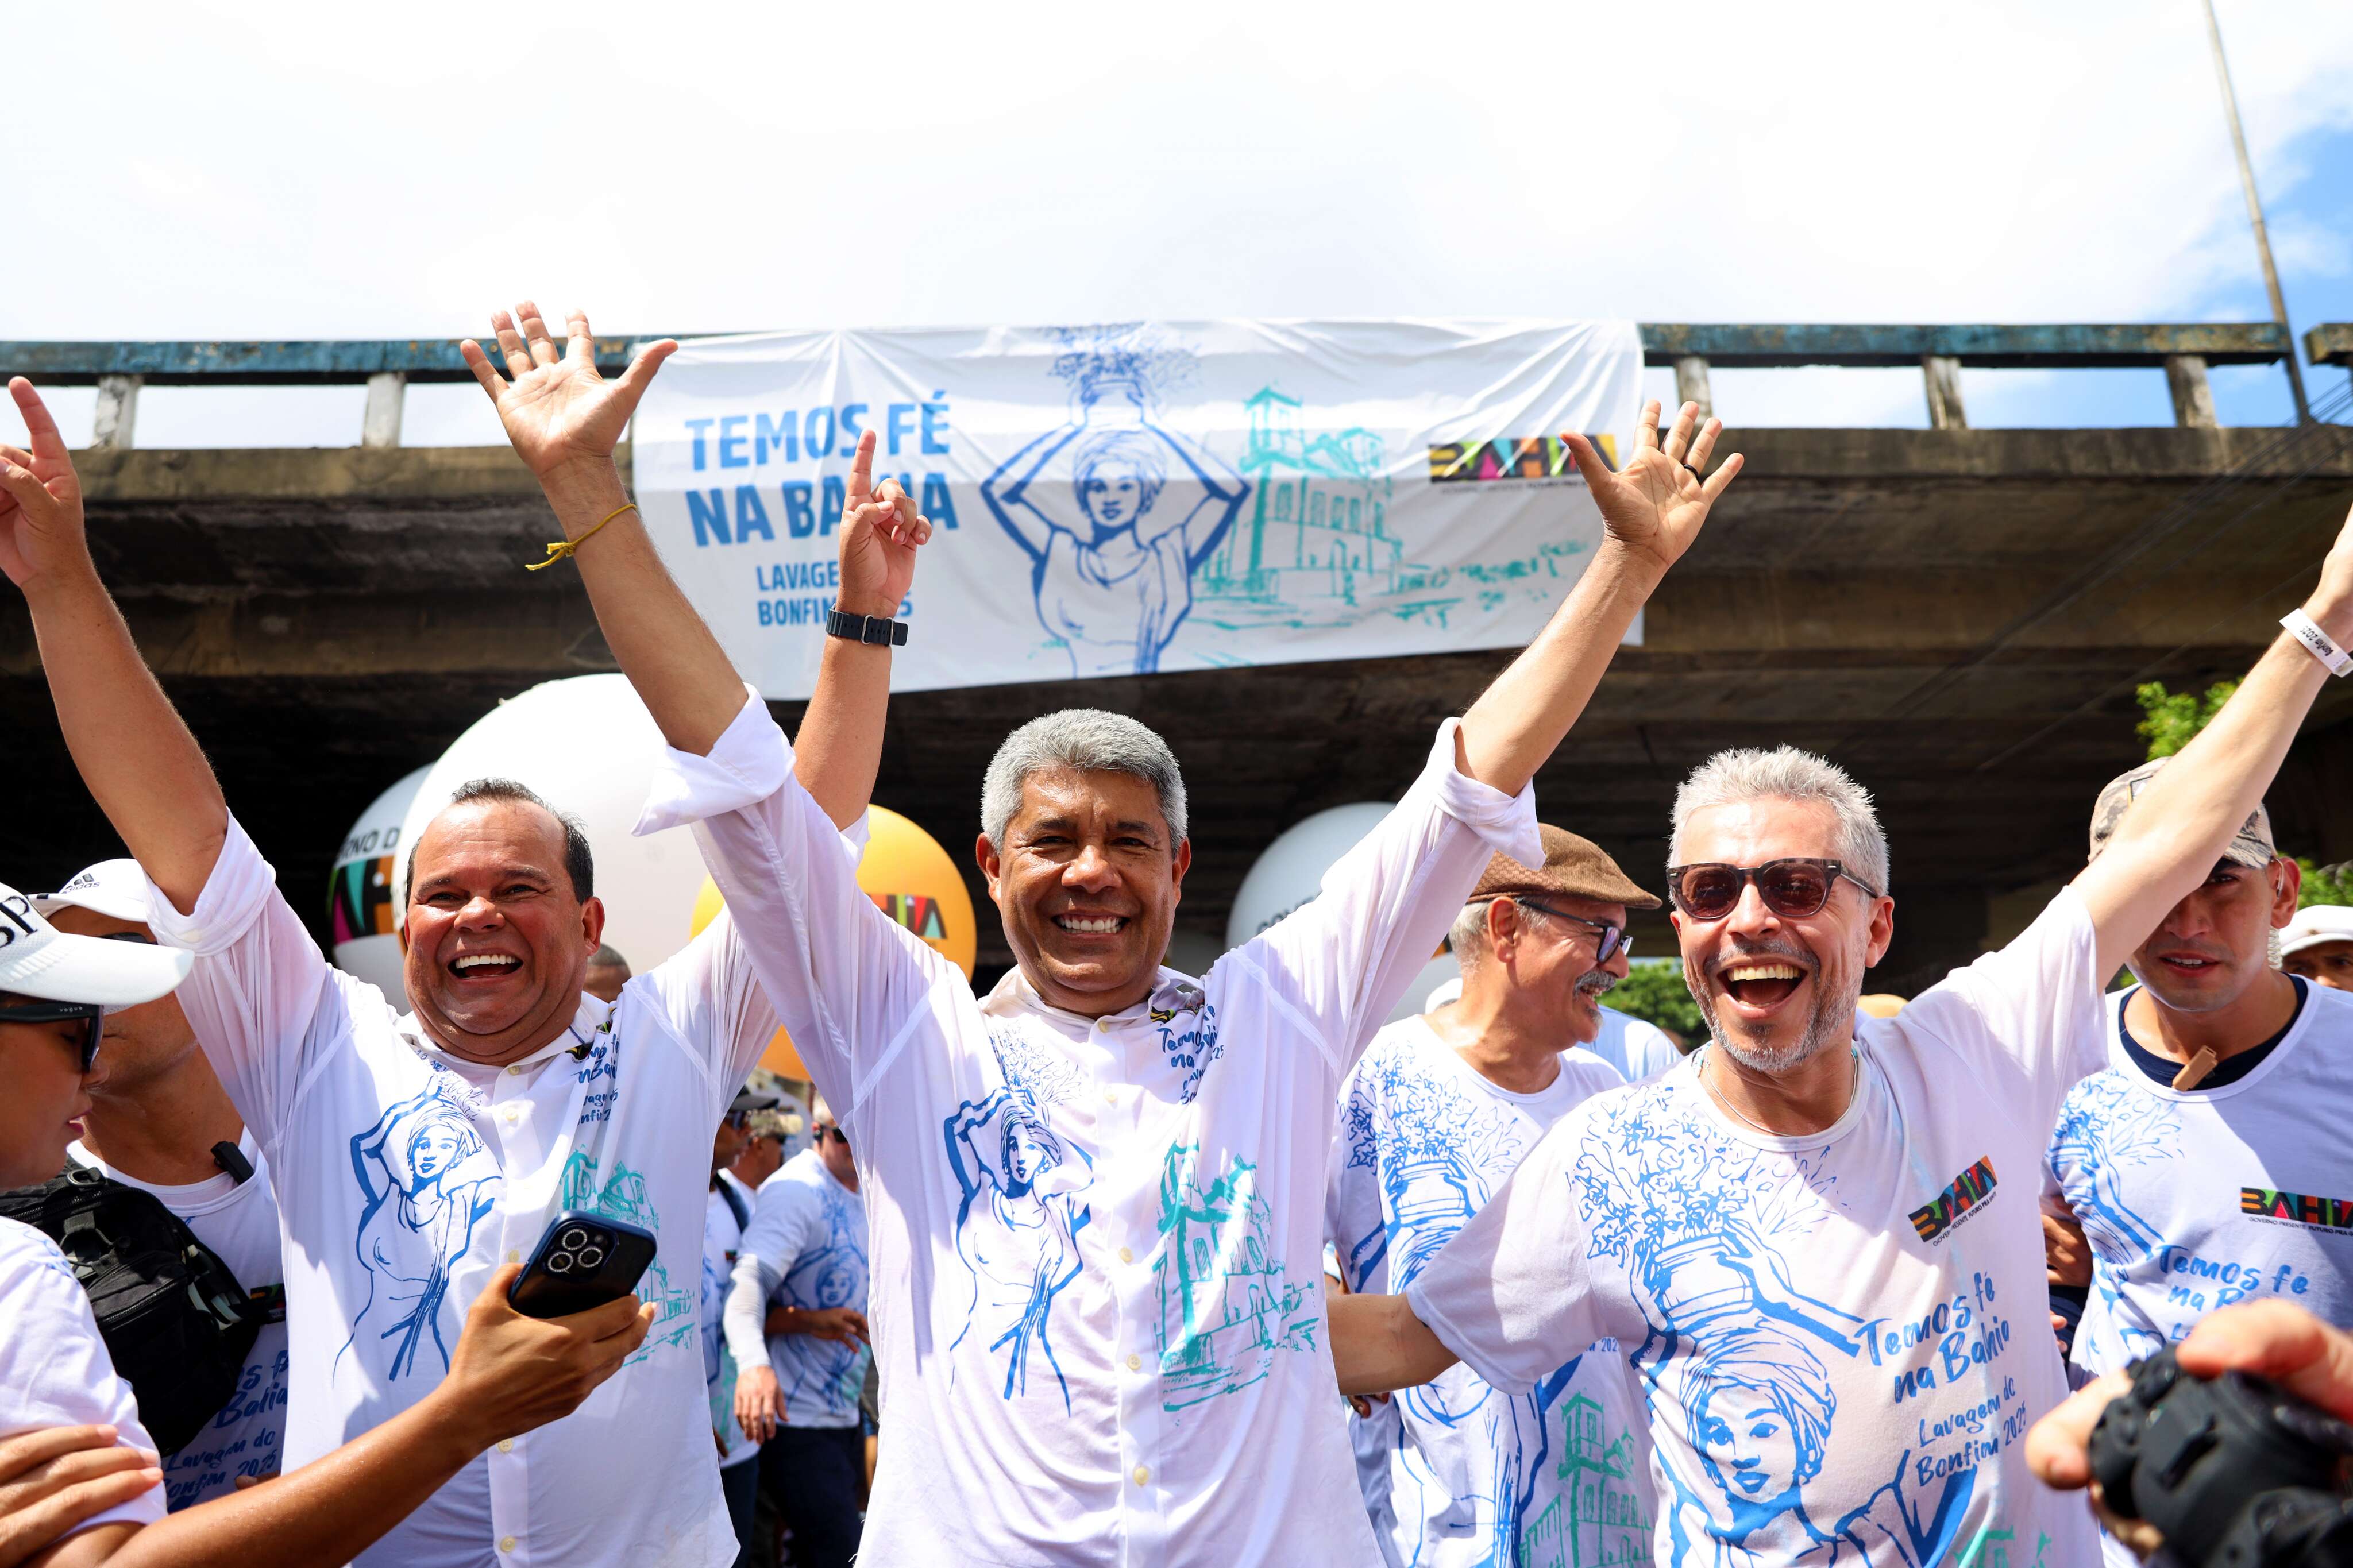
[0,323,2327,450]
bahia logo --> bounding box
[1909,1156,1999,1245]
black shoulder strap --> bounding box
[717,1176,750,1232]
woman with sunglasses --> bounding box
[0,875,655,1566]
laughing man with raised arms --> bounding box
[458,301,1742,1566]
[1330,502,2353,1568]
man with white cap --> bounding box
[1,880,653,1567]
[2281,903,2353,992]
[1327,827,1658,1566]
[2044,760,2353,1565]
[5,365,802,1568]
[34,860,290,1509]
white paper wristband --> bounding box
[2282,609,2353,677]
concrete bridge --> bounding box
[7,323,2353,992]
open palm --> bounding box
[1560,400,1742,573]
[0,379,89,589]
[461,303,676,478]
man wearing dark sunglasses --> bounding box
[1336,503,2353,1565]
[1325,827,1662,1566]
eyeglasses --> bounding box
[1509,899,1631,964]
[816,1125,848,1148]
[1664,859,1881,922]
[0,999,105,1073]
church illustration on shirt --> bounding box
[1154,1144,1320,1413]
[1521,1392,1655,1568]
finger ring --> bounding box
[1681,461,1702,479]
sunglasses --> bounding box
[0,999,105,1073]
[1508,898,1631,964]
[816,1125,848,1147]
[1664,859,1881,922]
[722,1109,752,1130]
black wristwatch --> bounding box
[825,608,908,647]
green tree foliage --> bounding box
[1607,960,1705,1042]
[2297,858,2353,910]
[2135,679,2239,760]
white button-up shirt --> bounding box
[641,696,1537,1566]
[148,817,778,1568]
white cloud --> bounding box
[5,0,2348,445]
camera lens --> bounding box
[576,1246,605,1269]
[547,1251,576,1274]
[560,1227,590,1251]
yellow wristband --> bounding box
[526,502,637,572]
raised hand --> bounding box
[836,428,934,618]
[1560,400,1742,576]
[460,303,677,481]
[0,379,91,591]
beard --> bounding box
[1685,946,1852,1077]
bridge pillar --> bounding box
[1674,355,1714,421]
[1922,356,1967,430]
[2164,354,2219,428]
[361,372,406,449]
[92,374,141,450]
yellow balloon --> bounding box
[693,806,977,1081]
[690,805,978,974]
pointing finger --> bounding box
[847,428,877,508]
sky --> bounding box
[7,0,2352,448]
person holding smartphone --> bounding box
[0,879,654,1568]
[1,360,835,1568]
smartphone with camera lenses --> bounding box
[506,1211,659,1319]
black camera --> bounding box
[2088,1346,2353,1567]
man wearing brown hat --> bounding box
[1324,826,1661,1568]
[2045,759,2353,1567]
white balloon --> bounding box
[328,765,433,1002]
[396,675,713,983]
[1222,802,1395,951]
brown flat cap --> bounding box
[1468,825,1661,910]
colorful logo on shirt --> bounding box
[2240,1187,2353,1230]
[1910,1157,1999,1246]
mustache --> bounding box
[1576,968,1618,998]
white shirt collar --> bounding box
[975,964,1205,1029]
[395,992,617,1071]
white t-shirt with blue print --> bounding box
[724,1149,870,1429]
[1329,1017,1654,1568]
[1410,889,2111,1568]
[2050,980,2353,1377]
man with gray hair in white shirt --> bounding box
[1333,503,2353,1567]
[455,300,1743,1565]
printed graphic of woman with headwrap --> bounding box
[981,338,1247,678]
[944,1089,1092,1411]
[344,1079,502,1380]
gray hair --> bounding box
[980,709,1189,849]
[1449,901,1494,967]
[1670,747,1891,895]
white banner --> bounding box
[632,319,1641,697]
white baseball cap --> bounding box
[33,860,154,925]
[0,881,190,1010]
[2281,905,2353,960]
